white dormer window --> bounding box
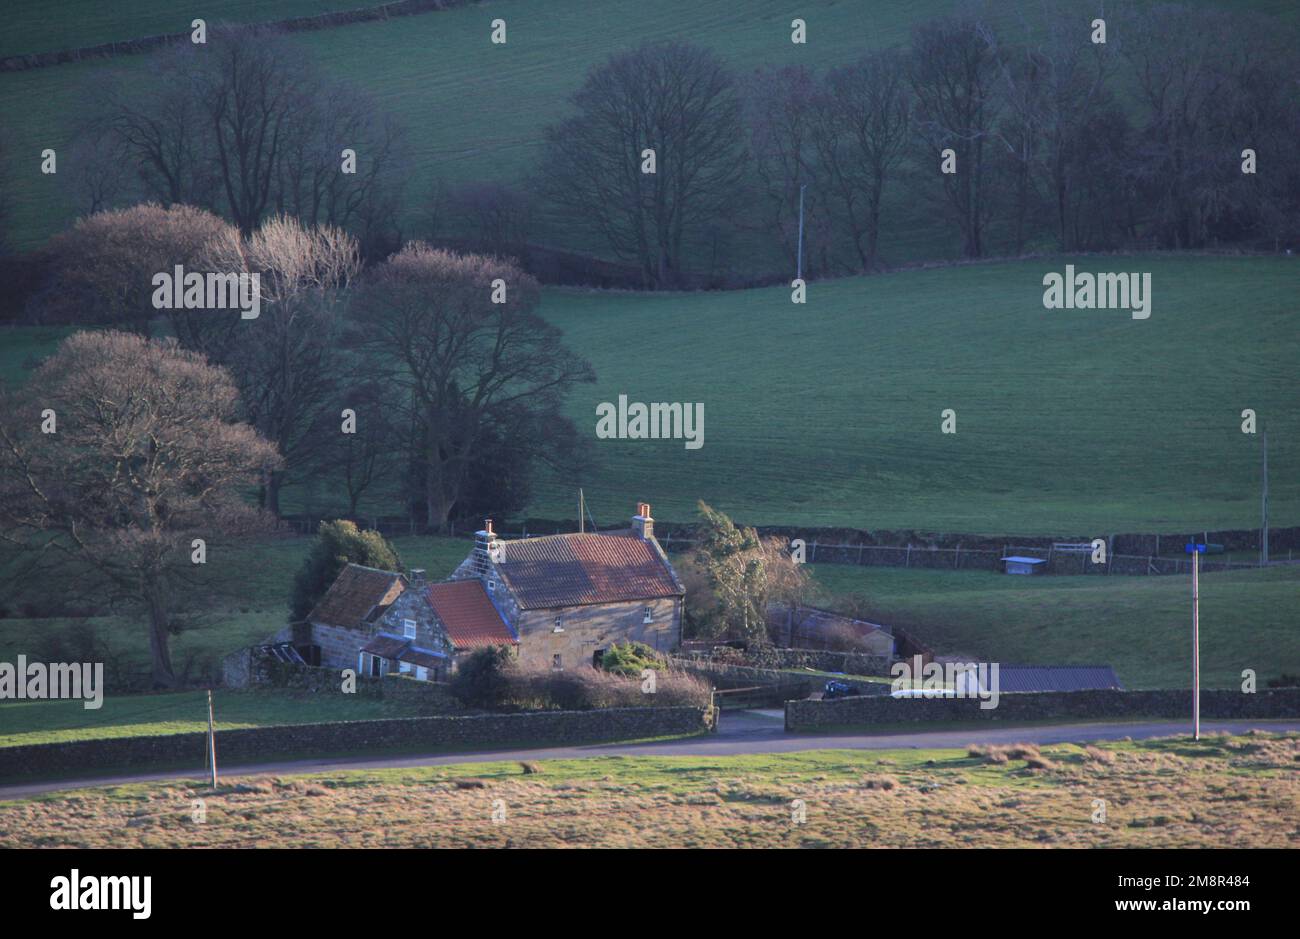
[403,619,417,639]
[643,606,653,624]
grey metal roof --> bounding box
[994,665,1123,692]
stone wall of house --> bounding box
[785,688,1300,730]
[0,706,711,779]
[373,582,454,678]
[312,623,370,670]
[515,597,681,670]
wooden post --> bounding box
[206,689,218,788]
[905,545,911,568]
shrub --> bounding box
[289,520,402,621]
[453,658,711,711]
[449,645,517,708]
[598,641,665,677]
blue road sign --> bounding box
[1185,543,1207,554]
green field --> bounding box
[809,564,1300,690]
[4,0,1295,256]
[5,253,1298,535]
[525,255,1300,534]
[0,0,368,58]
[0,688,424,748]
[4,735,1296,847]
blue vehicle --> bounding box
[823,679,863,699]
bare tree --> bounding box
[89,26,404,247]
[540,41,746,288]
[908,14,1003,258]
[29,203,243,332]
[741,65,832,276]
[0,331,280,686]
[354,244,594,532]
[811,50,913,271]
[446,182,533,261]
[222,216,362,515]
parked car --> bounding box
[824,679,864,699]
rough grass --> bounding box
[2,733,1294,847]
[807,563,1300,690]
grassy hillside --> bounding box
[4,0,1295,255]
[0,0,366,58]
[4,735,1296,847]
[808,564,1300,690]
[6,254,1298,535]
[529,255,1300,534]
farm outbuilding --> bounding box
[1001,556,1046,575]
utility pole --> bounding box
[1261,432,1269,565]
[578,488,585,534]
[206,689,218,788]
[796,183,807,281]
[1185,542,1204,741]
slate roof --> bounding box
[360,634,410,659]
[426,579,517,649]
[991,665,1123,693]
[307,564,405,631]
[493,530,682,609]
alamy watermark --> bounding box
[1042,264,1150,320]
[151,265,261,320]
[0,655,103,709]
[890,655,1000,710]
[596,394,703,450]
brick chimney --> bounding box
[473,519,498,577]
[408,568,426,584]
[632,502,653,541]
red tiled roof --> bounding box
[308,564,405,630]
[426,580,517,649]
[495,531,682,609]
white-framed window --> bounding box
[487,580,496,594]
[553,615,564,633]
[643,606,653,624]
[403,618,417,639]
[399,660,412,674]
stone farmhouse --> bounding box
[292,502,684,679]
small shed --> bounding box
[1000,556,1046,576]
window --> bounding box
[643,606,653,624]
[402,619,417,639]
[415,666,428,681]
[399,660,412,674]
[552,654,563,670]
[487,580,496,594]
[553,616,564,633]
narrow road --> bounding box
[2,712,1295,801]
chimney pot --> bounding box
[485,518,494,535]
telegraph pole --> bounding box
[1261,432,1269,565]
[578,488,585,533]
[1185,542,1204,740]
[796,183,807,281]
[206,689,218,787]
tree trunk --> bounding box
[146,587,177,689]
